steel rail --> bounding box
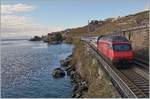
[133,58,149,70]
[85,41,148,98]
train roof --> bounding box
[97,35,129,43]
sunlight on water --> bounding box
[1,40,74,98]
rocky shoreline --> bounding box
[60,55,88,98]
[51,39,118,98]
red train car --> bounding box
[97,35,133,65]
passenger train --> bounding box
[96,35,133,66]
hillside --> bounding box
[58,10,149,98]
[63,10,149,61]
[46,10,149,61]
[63,10,149,37]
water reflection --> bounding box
[1,40,73,98]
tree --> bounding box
[47,33,63,43]
[30,35,41,41]
[55,33,63,41]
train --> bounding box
[96,35,134,66]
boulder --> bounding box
[73,84,79,92]
[60,60,67,66]
[80,80,88,91]
[52,68,65,78]
[60,57,72,67]
[65,66,74,75]
[72,89,82,98]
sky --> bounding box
[1,0,149,38]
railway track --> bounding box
[85,41,149,98]
[120,68,149,97]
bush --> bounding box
[47,33,63,43]
[30,36,41,41]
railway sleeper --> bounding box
[132,77,148,81]
[88,43,148,98]
[133,78,148,81]
[141,88,149,91]
[133,81,148,85]
[138,86,149,88]
[134,91,146,96]
[136,94,147,98]
[142,91,149,94]
[134,83,149,86]
[118,74,147,97]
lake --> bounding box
[1,40,74,98]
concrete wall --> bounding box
[118,27,149,60]
[123,28,149,51]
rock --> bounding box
[66,69,72,75]
[66,67,74,75]
[60,60,67,66]
[70,71,89,98]
[71,79,76,84]
[74,74,81,83]
[64,65,72,71]
[67,69,75,78]
[68,54,73,58]
[73,84,79,92]
[52,68,65,78]
[80,80,88,91]
[72,89,82,98]
[71,72,81,81]
[70,71,76,79]
[60,57,72,67]
[51,41,61,44]
[74,92,82,98]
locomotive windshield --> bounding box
[112,36,129,42]
[113,44,131,51]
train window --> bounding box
[112,36,129,42]
[113,44,131,51]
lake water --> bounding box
[1,40,74,98]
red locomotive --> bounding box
[97,35,133,65]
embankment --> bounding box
[61,39,119,98]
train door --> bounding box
[103,43,108,56]
[105,43,109,56]
[98,42,104,54]
[108,43,113,60]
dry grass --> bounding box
[64,11,149,97]
[67,26,88,37]
[69,39,116,98]
[83,77,115,98]
[65,11,148,37]
[81,55,116,98]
